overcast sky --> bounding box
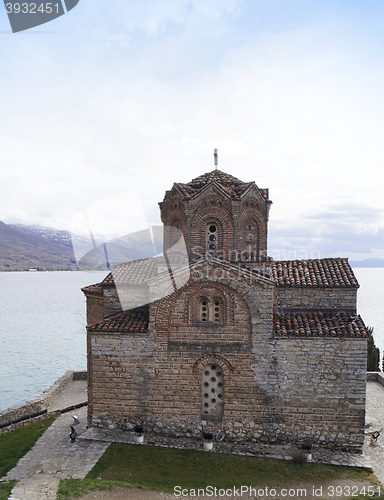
[1,0,384,261]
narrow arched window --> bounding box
[206,223,218,254]
[200,298,209,321]
[202,364,224,417]
[199,297,222,323]
[212,299,222,322]
[243,220,259,247]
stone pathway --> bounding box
[3,382,109,500]
[363,381,384,485]
[2,380,384,500]
[47,379,88,412]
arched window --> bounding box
[245,222,256,242]
[199,298,222,323]
[212,299,222,322]
[206,223,218,254]
[243,219,259,243]
[202,364,224,417]
[200,298,209,322]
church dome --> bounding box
[172,169,269,201]
[187,170,246,194]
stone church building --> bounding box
[82,169,369,453]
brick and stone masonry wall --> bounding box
[160,187,270,261]
[88,260,367,453]
[271,337,367,452]
[88,262,274,434]
[85,293,104,326]
[89,332,366,452]
[103,286,122,317]
[88,334,156,428]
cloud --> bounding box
[306,204,384,224]
[79,0,242,38]
[269,202,384,260]
[0,0,384,265]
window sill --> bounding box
[193,322,223,328]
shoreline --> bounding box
[0,370,87,434]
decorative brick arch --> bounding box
[238,210,265,224]
[168,209,187,228]
[160,191,182,218]
[239,215,260,257]
[193,352,234,376]
[190,199,234,259]
[154,262,259,342]
[181,281,235,325]
[236,205,267,260]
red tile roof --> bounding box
[101,254,190,286]
[81,283,103,295]
[172,170,269,201]
[95,256,358,289]
[88,308,368,338]
[271,258,358,288]
[102,258,158,285]
[87,307,149,333]
[274,311,368,338]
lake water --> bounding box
[354,268,384,361]
[0,268,383,412]
[0,270,106,412]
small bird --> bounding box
[365,427,382,446]
[365,427,383,438]
[72,415,79,424]
[69,425,77,442]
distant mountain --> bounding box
[0,221,79,271]
[3,222,383,272]
[349,258,384,268]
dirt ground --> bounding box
[67,487,173,499]
[67,479,379,500]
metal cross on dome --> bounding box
[214,148,218,169]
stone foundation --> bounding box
[90,413,363,453]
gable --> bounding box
[190,181,232,204]
[239,183,272,206]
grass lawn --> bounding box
[0,481,16,500]
[0,416,56,478]
[0,416,56,499]
[57,443,384,499]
